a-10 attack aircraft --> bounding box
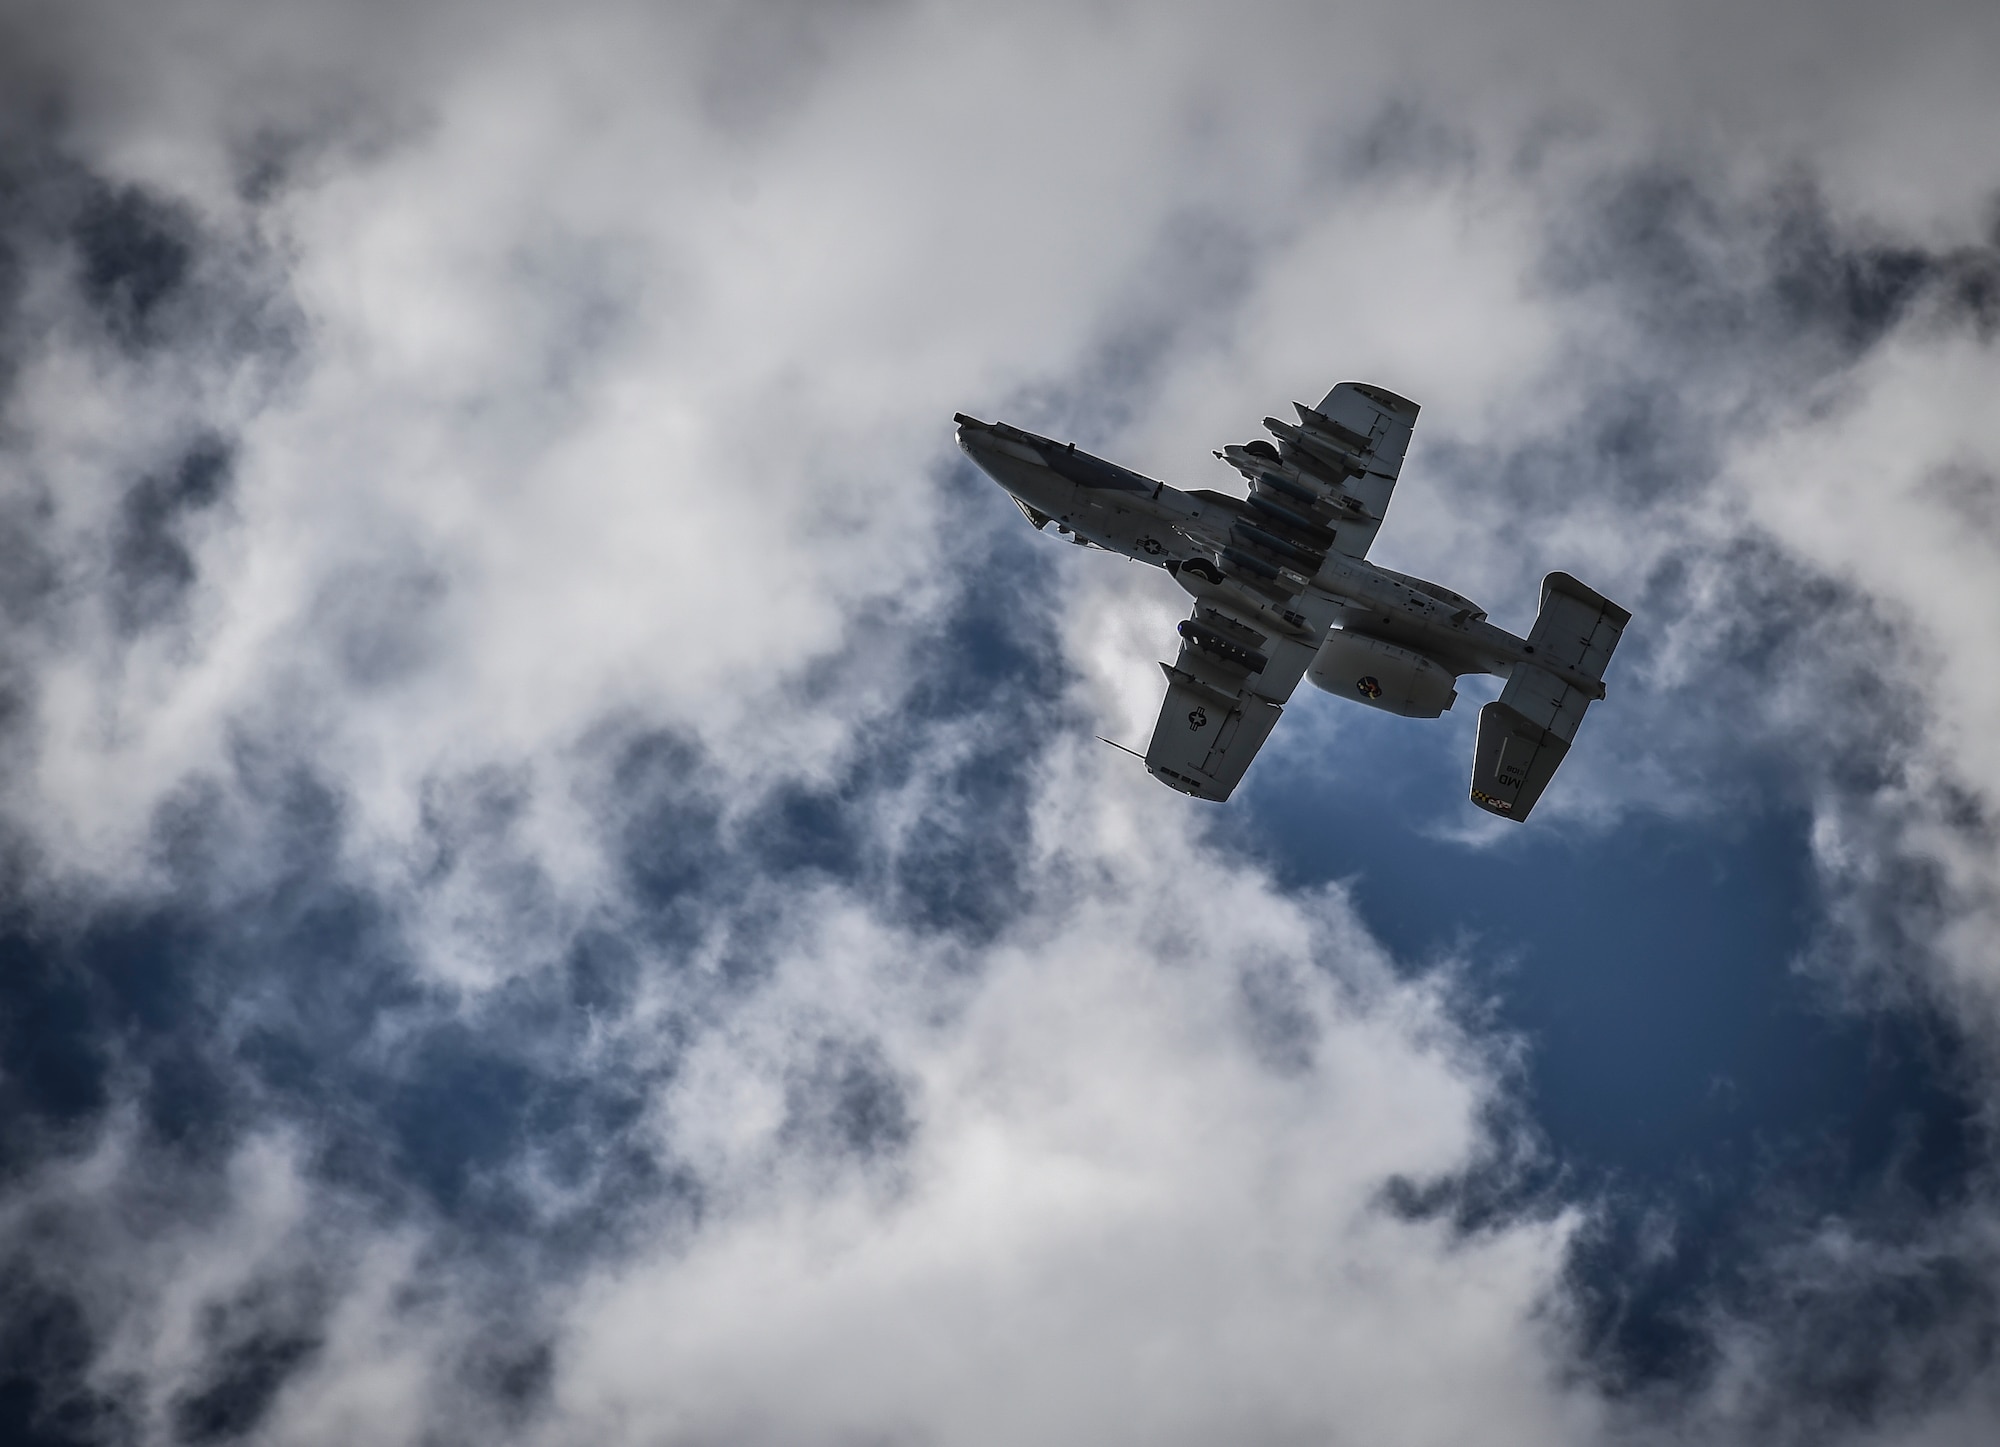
[955,381,1630,821]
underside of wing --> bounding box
[1146,672,1283,803]
[1143,385,1406,801]
[1142,564,1335,802]
[1215,381,1420,563]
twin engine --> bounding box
[1307,631,1457,718]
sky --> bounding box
[2,1,2000,1443]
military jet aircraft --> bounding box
[955,382,1629,820]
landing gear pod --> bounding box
[1307,631,1457,717]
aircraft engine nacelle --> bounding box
[1308,631,1457,717]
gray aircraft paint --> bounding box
[955,382,1630,820]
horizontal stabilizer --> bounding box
[1531,572,1631,684]
[1469,572,1630,821]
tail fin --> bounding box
[1470,573,1631,821]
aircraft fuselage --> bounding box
[954,415,1592,699]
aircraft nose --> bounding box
[951,414,1050,479]
[953,413,995,458]
[954,415,1019,471]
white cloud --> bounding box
[538,789,1592,1447]
[7,1,2000,1443]
[1725,324,2000,1037]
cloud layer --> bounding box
[4,2,2000,1444]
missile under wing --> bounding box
[954,382,1628,820]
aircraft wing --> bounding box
[1143,580,1342,802]
[1146,381,1421,801]
[1225,381,1420,562]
